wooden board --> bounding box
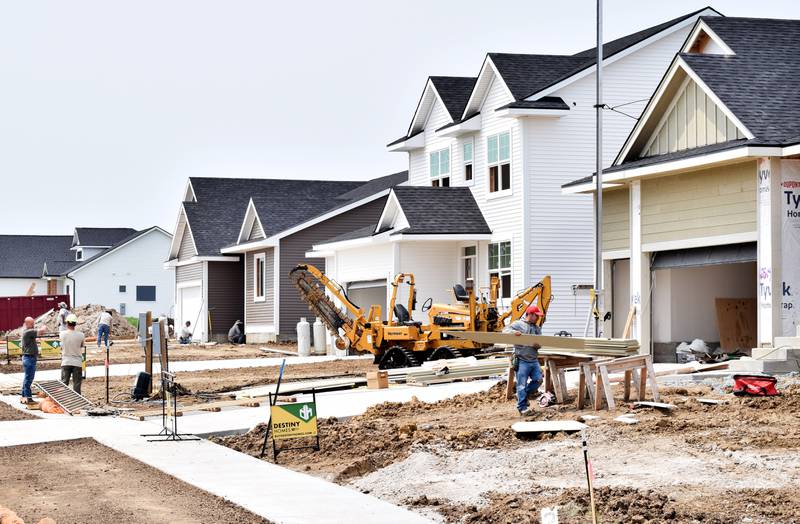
[511,421,587,433]
[633,401,676,410]
[715,298,756,352]
[449,331,639,356]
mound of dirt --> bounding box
[6,304,137,339]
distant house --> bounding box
[564,16,800,358]
[0,235,73,296]
[317,7,718,336]
[166,172,406,343]
[44,227,174,317]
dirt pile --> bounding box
[6,304,137,339]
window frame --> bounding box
[429,146,451,187]
[460,245,477,289]
[135,285,157,302]
[486,131,512,197]
[253,252,266,302]
[488,241,512,299]
[75,249,83,261]
[462,138,474,186]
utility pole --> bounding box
[594,0,604,337]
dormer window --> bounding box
[430,148,450,187]
[76,249,83,261]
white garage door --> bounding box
[347,280,387,321]
[178,286,204,341]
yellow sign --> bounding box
[270,401,318,441]
[6,338,62,359]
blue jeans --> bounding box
[22,355,37,399]
[516,359,543,412]
[97,324,110,347]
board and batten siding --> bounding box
[176,262,203,283]
[641,161,757,246]
[527,25,694,336]
[245,249,275,324]
[207,259,243,339]
[602,188,631,253]
[177,220,197,260]
[643,77,745,158]
[279,197,388,339]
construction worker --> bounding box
[97,308,112,349]
[228,320,244,344]
[59,314,85,394]
[19,317,47,404]
[504,304,544,416]
[179,321,192,344]
[56,302,70,332]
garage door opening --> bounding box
[651,243,756,362]
[178,286,205,342]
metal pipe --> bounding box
[594,0,604,337]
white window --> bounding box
[254,253,266,302]
[429,147,450,187]
[487,131,511,193]
[461,245,477,289]
[489,241,511,299]
[462,139,474,184]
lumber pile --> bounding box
[405,357,508,386]
[449,331,639,357]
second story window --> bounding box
[430,148,450,187]
[463,140,474,183]
[487,131,511,193]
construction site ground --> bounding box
[0,438,271,524]
[216,378,800,523]
[0,342,297,373]
[0,400,37,421]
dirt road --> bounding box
[0,438,272,524]
[216,380,800,523]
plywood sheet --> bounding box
[715,298,756,351]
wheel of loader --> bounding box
[427,346,462,361]
[378,346,422,369]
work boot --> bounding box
[519,408,534,417]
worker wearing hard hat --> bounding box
[56,302,70,332]
[504,304,544,416]
[59,314,86,394]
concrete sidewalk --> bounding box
[0,409,431,523]
[0,354,369,390]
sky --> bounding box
[0,0,797,235]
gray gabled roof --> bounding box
[429,76,477,121]
[391,186,491,235]
[73,227,138,248]
[0,235,73,278]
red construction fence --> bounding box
[0,294,70,332]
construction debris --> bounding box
[613,415,639,424]
[633,401,676,411]
[6,304,137,339]
[511,420,587,434]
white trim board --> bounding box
[177,280,202,289]
[641,231,757,253]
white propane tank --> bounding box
[297,317,311,356]
[312,317,327,355]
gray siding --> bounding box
[207,258,244,339]
[245,249,275,325]
[177,224,197,259]
[279,197,387,339]
[176,262,203,283]
[249,219,265,240]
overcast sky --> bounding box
[1,0,797,235]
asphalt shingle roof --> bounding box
[500,97,570,111]
[185,173,409,256]
[73,227,138,247]
[0,235,73,278]
[488,54,588,101]
[391,186,491,235]
[429,76,477,121]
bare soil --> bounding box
[80,357,373,409]
[0,342,298,373]
[215,380,800,523]
[0,438,271,524]
[0,401,38,421]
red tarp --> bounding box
[0,295,70,332]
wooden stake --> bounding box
[622,305,635,339]
[145,311,153,395]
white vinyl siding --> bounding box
[408,99,453,185]
[526,25,694,336]
[642,77,745,158]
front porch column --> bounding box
[756,158,783,345]
[629,180,651,353]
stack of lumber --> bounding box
[449,331,639,357]
[235,376,366,399]
[405,357,509,386]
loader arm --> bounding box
[496,275,552,329]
